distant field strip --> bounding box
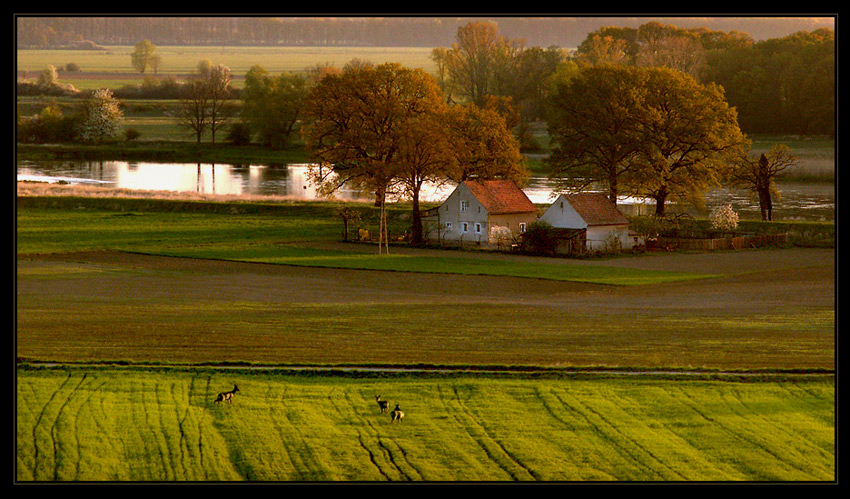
[17,46,438,76]
[16,369,835,482]
[154,242,714,285]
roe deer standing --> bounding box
[214,385,240,404]
[376,395,389,414]
[391,404,404,423]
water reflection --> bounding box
[17,160,835,221]
[16,160,370,201]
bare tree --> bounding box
[731,144,798,221]
[177,78,209,144]
[176,63,234,144]
[206,64,234,144]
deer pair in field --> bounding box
[375,395,404,423]
[215,385,240,404]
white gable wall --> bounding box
[586,225,636,251]
[539,194,588,229]
[542,194,637,251]
[435,183,491,243]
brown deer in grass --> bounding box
[390,404,404,423]
[376,395,389,414]
[214,385,239,404]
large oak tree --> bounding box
[547,65,747,216]
[546,65,646,204]
[303,62,445,251]
[304,61,528,248]
[630,67,747,216]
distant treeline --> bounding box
[16,16,835,49]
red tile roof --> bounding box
[464,180,537,215]
[562,193,629,226]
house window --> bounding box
[462,222,469,233]
[474,223,482,234]
[519,222,527,233]
[460,200,469,213]
[445,222,453,231]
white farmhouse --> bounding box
[540,193,639,252]
[422,179,538,247]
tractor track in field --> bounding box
[439,384,539,480]
[17,361,835,379]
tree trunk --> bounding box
[653,186,669,217]
[758,187,773,221]
[410,187,423,247]
[608,170,619,206]
[377,193,389,254]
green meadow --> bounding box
[16,199,711,286]
[16,368,835,482]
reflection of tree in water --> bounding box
[195,163,217,194]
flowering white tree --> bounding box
[78,88,123,143]
[489,225,514,248]
[710,204,739,232]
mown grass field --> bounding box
[16,368,835,482]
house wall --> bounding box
[427,183,490,244]
[586,225,637,251]
[488,213,538,246]
[422,183,537,246]
[539,194,588,229]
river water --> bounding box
[17,160,835,221]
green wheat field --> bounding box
[17,368,834,482]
